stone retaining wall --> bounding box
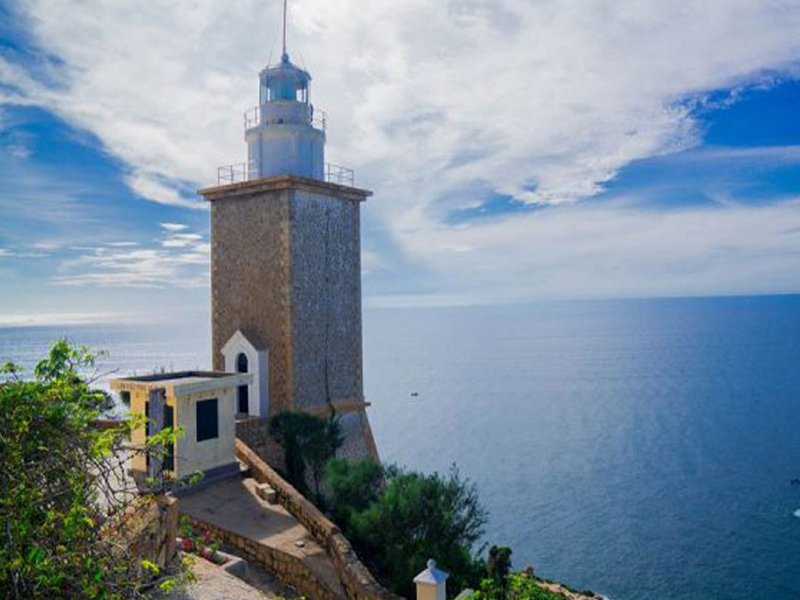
[236,417,284,468]
[180,513,340,600]
[235,439,405,600]
[106,495,178,570]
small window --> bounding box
[236,353,249,414]
[196,398,219,442]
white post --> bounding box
[414,559,449,600]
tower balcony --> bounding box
[244,104,327,132]
[216,161,354,187]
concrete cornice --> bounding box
[303,398,372,417]
[199,175,372,203]
[111,372,253,397]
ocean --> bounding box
[2,295,799,600]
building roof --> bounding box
[259,53,311,83]
[239,328,266,351]
[413,560,449,586]
[111,371,252,396]
[199,174,372,202]
[221,328,267,355]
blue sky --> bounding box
[2,0,800,323]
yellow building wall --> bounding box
[128,388,237,480]
[173,389,237,479]
[129,390,179,475]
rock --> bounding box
[255,483,278,504]
[522,565,535,578]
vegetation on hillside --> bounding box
[270,411,598,600]
[268,410,343,501]
[0,341,185,599]
[469,572,579,600]
[325,459,487,598]
[268,410,488,597]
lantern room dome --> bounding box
[259,53,311,104]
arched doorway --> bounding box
[236,352,249,415]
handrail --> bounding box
[325,163,354,187]
[217,161,256,185]
[216,161,355,187]
[244,105,327,132]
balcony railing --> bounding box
[217,161,256,185]
[325,163,355,187]
[216,161,355,187]
[243,105,327,132]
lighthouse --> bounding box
[199,3,379,464]
[245,50,325,180]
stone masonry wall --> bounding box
[289,190,364,410]
[106,495,178,570]
[235,439,404,600]
[235,416,284,469]
[180,513,341,600]
[210,188,294,414]
[206,176,376,466]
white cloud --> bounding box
[125,171,204,209]
[160,223,188,232]
[384,197,800,303]
[6,0,800,206]
[4,0,800,300]
[361,248,385,274]
[56,225,209,288]
[162,233,203,248]
[0,311,133,327]
[0,247,48,259]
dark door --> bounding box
[236,353,249,414]
[145,401,175,473]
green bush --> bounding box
[324,457,383,524]
[487,545,513,598]
[325,460,487,598]
[268,410,343,500]
[470,574,571,600]
[0,340,182,599]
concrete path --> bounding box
[178,476,345,599]
[171,555,276,600]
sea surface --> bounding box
[2,295,800,600]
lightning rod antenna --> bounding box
[282,0,288,59]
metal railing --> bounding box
[311,110,327,131]
[216,161,354,187]
[244,107,259,130]
[325,163,355,187]
[243,105,327,132]
[217,161,255,185]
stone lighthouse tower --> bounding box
[199,14,379,462]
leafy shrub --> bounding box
[268,410,344,500]
[470,573,571,600]
[325,460,487,598]
[0,340,183,599]
[324,458,383,524]
[487,545,513,598]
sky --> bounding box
[2,0,800,325]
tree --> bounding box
[0,340,183,599]
[324,458,383,525]
[326,462,488,598]
[470,573,574,600]
[487,546,513,600]
[268,411,343,500]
